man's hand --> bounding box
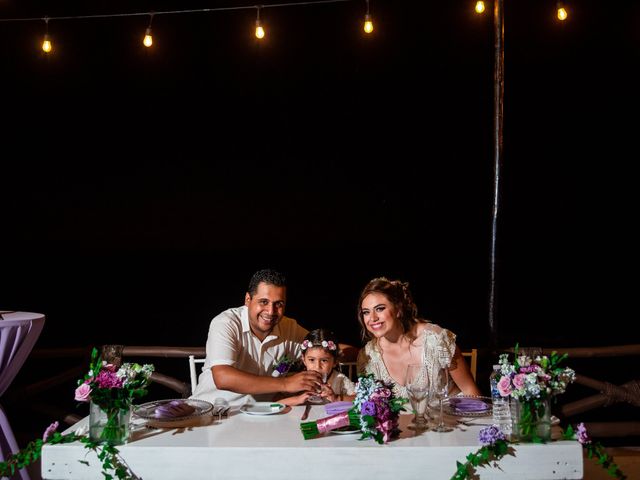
[282,370,322,393]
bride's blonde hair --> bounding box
[357,277,427,341]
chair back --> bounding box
[338,361,358,382]
[189,355,206,395]
[461,348,478,381]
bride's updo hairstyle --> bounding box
[357,277,426,341]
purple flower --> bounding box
[276,363,290,374]
[75,383,92,402]
[576,422,591,445]
[478,425,507,446]
[361,401,376,416]
[95,370,124,389]
[43,421,59,442]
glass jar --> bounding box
[510,397,551,442]
[89,400,131,445]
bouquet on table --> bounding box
[1,347,154,480]
[300,373,406,444]
[76,347,154,444]
[495,345,575,441]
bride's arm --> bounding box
[449,346,481,396]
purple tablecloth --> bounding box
[0,311,45,480]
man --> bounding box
[191,269,323,406]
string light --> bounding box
[475,1,486,14]
[143,14,154,47]
[363,0,373,34]
[42,17,52,53]
[557,2,568,21]
[255,6,265,39]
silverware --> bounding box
[301,404,311,421]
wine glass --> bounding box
[213,398,229,424]
[405,364,429,432]
[432,367,453,432]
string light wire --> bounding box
[0,0,355,24]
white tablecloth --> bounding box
[42,405,583,479]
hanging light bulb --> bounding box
[143,27,153,47]
[143,14,154,47]
[557,2,568,21]
[42,17,52,53]
[363,0,373,34]
[42,34,52,53]
[475,1,486,14]
[255,7,265,39]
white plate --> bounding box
[240,402,286,415]
[329,426,361,435]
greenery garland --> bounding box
[0,424,140,480]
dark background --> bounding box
[1,0,638,440]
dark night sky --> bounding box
[1,0,638,353]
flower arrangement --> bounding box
[300,373,406,444]
[271,354,295,377]
[0,347,153,480]
[77,348,154,444]
[495,345,575,441]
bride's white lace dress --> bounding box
[356,323,457,398]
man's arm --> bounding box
[212,365,322,394]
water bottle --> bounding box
[489,364,512,436]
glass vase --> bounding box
[89,400,131,445]
[510,397,551,442]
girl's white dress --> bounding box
[327,370,356,396]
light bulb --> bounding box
[475,1,485,14]
[143,27,153,47]
[255,20,265,39]
[42,34,52,53]
[557,7,568,21]
[363,13,373,34]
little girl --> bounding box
[279,329,356,406]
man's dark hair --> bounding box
[247,269,287,297]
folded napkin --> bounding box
[448,397,489,412]
[324,401,353,415]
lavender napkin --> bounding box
[324,401,353,415]
[448,397,489,412]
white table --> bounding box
[42,405,583,479]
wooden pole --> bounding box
[489,0,504,350]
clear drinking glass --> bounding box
[432,367,453,432]
[308,371,328,404]
[405,364,429,432]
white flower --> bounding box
[321,341,328,348]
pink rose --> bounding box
[497,375,512,397]
[75,383,92,402]
[512,373,526,390]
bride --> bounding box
[356,277,480,398]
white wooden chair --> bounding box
[189,355,206,395]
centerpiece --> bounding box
[495,346,575,442]
[76,348,154,445]
[1,347,153,480]
[300,373,406,444]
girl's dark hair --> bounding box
[301,328,340,359]
[357,277,426,341]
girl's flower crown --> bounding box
[301,339,337,351]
